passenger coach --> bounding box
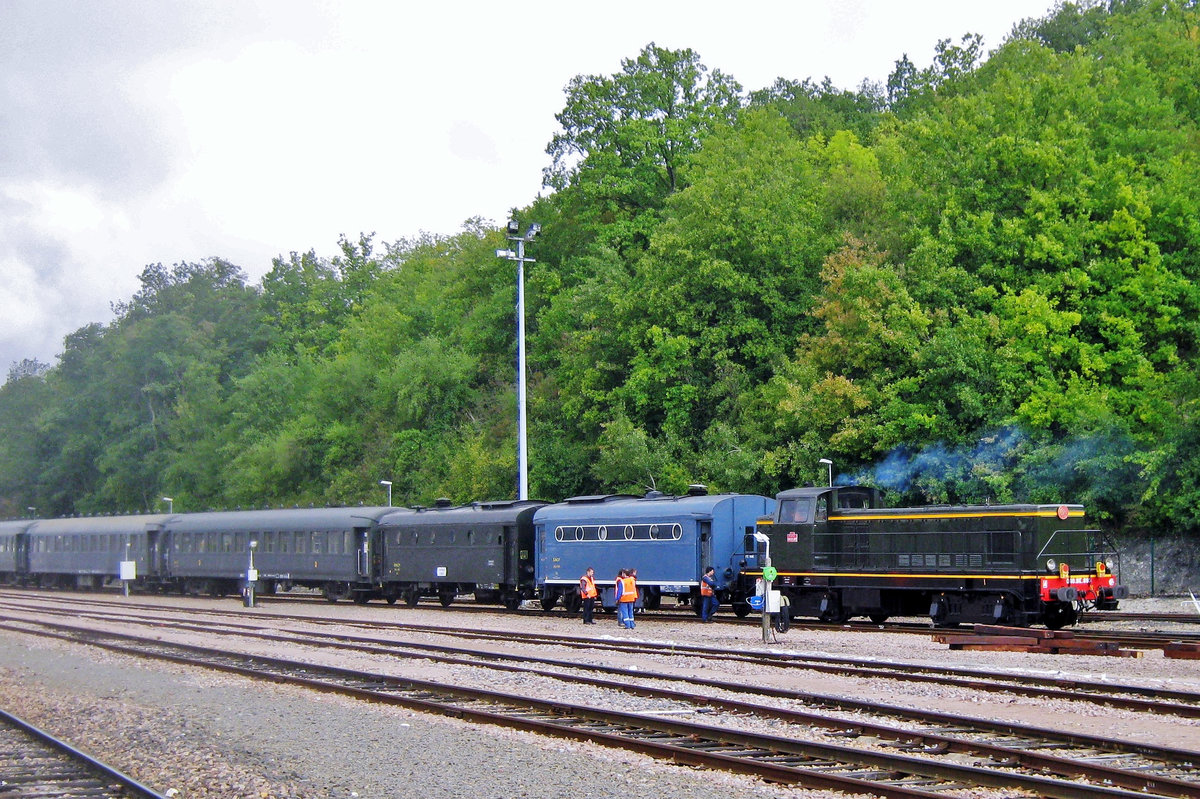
[535,486,773,614]
[376,499,544,610]
[166,506,393,601]
[22,514,171,590]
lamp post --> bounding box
[495,219,541,501]
[244,539,259,608]
[161,496,174,514]
[379,480,392,506]
[818,458,833,488]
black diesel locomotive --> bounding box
[753,485,1127,629]
[0,485,1127,628]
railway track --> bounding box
[0,614,1190,799]
[5,592,1200,716]
[0,706,164,798]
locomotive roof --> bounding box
[378,499,546,527]
[165,506,394,533]
[535,491,771,522]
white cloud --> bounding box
[0,0,1058,373]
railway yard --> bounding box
[2,590,1200,799]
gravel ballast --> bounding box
[1,593,1198,798]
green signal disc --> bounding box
[762,566,778,582]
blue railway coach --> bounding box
[534,486,774,615]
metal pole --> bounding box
[516,237,528,501]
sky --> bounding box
[0,0,1059,376]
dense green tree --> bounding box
[544,42,742,250]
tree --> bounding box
[544,43,742,249]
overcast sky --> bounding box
[0,0,1058,375]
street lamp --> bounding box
[244,539,259,608]
[161,496,174,514]
[495,219,541,501]
[379,480,392,506]
[818,458,833,488]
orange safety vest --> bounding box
[580,575,598,599]
[619,576,638,603]
[699,576,714,596]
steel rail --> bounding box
[0,706,165,799]
[0,617,1171,799]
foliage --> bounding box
[3,1,1199,543]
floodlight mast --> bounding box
[496,220,540,501]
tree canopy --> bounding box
[3,7,1200,542]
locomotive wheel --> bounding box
[563,592,582,613]
[1043,602,1078,630]
[539,592,557,612]
[733,600,751,618]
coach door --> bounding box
[355,528,372,579]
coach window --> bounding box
[311,532,322,554]
[344,531,353,554]
[296,533,306,554]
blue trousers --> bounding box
[618,602,635,628]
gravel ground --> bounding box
[1,592,1198,799]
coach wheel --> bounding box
[539,591,557,612]
[642,588,661,610]
[502,592,522,611]
[868,613,889,624]
[404,590,420,608]
[352,591,370,605]
[439,592,455,607]
[384,595,397,605]
[322,582,350,603]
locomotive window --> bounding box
[779,500,809,523]
[467,530,474,545]
[575,526,585,541]
[598,526,608,540]
[815,498,828,521]
[623,525,634,540]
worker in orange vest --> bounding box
[700,565,719,622]
[579,567,598,625]
[618,567,638,629]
